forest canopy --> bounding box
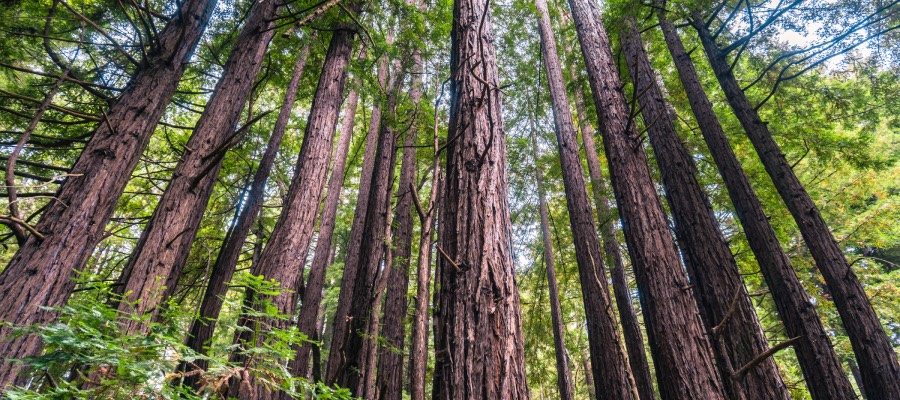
[0,0,897,398]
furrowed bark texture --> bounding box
[572,65,655,400]
[0,0,216,386]
[113,0,279,334]
[528,116,575,400]
[227,19,360,399]
[180,38,313,388]
[431,0,529,396]
[325,56,390,384]
[621,18,790,400]
[285,86,358,382]
[333,61,402,396]
[376,79,419,400]
[691,12,898,398]
[533,0,631,398]
[566,1,727,398]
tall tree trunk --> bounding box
[325,55,390,384]
[285,85,358,383]
[689,11,900,399]
[0,0,217,385]
[659,10,857,400]
[226,16,361,398]
[583,356,596,400]
[527,110,575,400]
[112,0,280,334]
[620,18,790,400]
[333,59,403,396]
[180,38,313,388]
[431,0,529,396]
[532,0,631,398]
[376,73,419,400]
[571,64,656,400]
[566,1,727,398]
[408,79,440,400]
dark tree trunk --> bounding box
[325,56,390,384]
[690,11,899,398]
[566,1,727,398]
[408,74,439,400]
[333,60,403,396]
[659,11,857,400]
[0,0,216,385]
[226,17,361,398]
[112,0,280,334]
[533,0,632,398]
[376,74,418,400]
[583,356,596,400]
[620,18,790,400]
[528,111,575,400]
[285,84,358,383]
[572,64,656,400]
[180,38,313,388]
[431,0,529,396]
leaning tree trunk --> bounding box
[333,60,403,396]
[112,0,280,335]
[431,0,529,396]
[226,15,361,398]
[408,76,440,400]
[620,18,790,400]
[655,11,856,399]
[528,113,575,400]
[179,38,313,389]
[0,0,216,385]
[284,85,358,383]
[375,77,419,400]
[533,0,632,398]
[571,64,655,400]
[325,55,390,384]
[566,1,727,398]
[689,11,899,399]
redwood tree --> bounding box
[690,10,900,399]
[565,0,727,397]
[533,0,633,397]
[179,37,314,388]
[571,65,655,400]
[324,55,390,383]
[620,17,790,400]
[0,0,217,386]
[431,0,529,395]
[226,10,362,396]
[285,84,358,382]
[651,8,858,399]
[112,0,280,334]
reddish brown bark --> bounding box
[572,65,656,400]
[376,79,418,400]
[528,116,575,400]
[689,11,898,399]
[112,0,280,335]
[566,1,727,398]
[333,60,403,396]
[408,77,440,400]
[0,0,217,386]
[621,18,790,400]
[430,0,529,396]
[226,18,361,398]
[533,0,632,398]
[285,85,358,383]
[660,10,854,399]
[179,38,313,388]
[324,56,390,384]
